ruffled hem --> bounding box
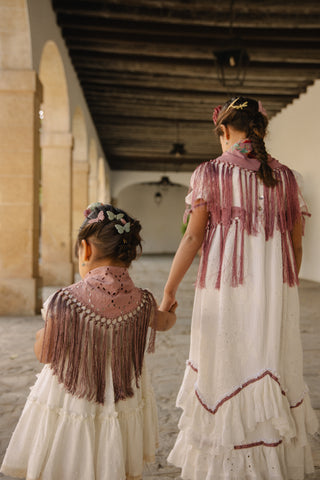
[1,366,158,480]
[168,435,315,480]
[168,365,318,479]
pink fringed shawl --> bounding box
[42,266,157,405]
[185,142,310,289]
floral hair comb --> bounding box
[258,100,268,118]
[115,222,131,234]
[88,210,105,224]
[212,105,222,125]
[106,211,124,221]
[84,202,104,218]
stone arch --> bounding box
[0,0,42,314]
[72,106,89,271]
[39,40,73,286]
[39,41,69,131]
[89,139,98,203]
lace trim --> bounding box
[61,289,150,325]
[187,362,306,414]
[27,394,118,421]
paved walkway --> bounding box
[1,255,319,479]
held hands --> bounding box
[156,299,178,331]
[159,291,177,312]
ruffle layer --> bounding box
[168,366,318,480]
[1,364,158,480]
[169,435,315,480]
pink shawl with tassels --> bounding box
[185,141,310,289]
[42,266,157,405]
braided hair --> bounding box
[76,203,142,266]
[215,96,278,187]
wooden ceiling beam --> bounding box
[53,1,320,29]
[71,54,320,80]
[64,35,320,65]
[56,13,320,41]
[77,71,308,91]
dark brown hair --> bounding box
[215,96,278,187]
[76,204,142,267]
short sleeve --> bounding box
[184,162,212,221]
[41,292,57,322]
[292,169,310,216]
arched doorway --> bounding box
[117,182,188,253]
[72,106,88,272]
[39,40,73,286]
[88,139,98,204]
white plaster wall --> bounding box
[117,182,189,254]
[266,80,320,282]
[26,0,110,180]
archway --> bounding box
[97,157,110,203]
[72,107,88,272]
[88,139,98,204]
[39,40,73,286]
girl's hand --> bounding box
[156,302,178,331]
[159,292,176,312]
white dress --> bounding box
[1,300,158,480]
[168,145,318,479]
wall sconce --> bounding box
[154,191,162,205]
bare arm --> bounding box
[34,317,53,363]
[34,327,46,362]
[160,202,209,311]
[290,217,303,275]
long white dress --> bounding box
[168,142,318,479]
[1,270,158,480]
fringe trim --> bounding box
[186,161,309,289]
[43,289,156,405]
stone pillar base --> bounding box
[0,277,42,316]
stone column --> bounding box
[40,131,73,286]
[72,160,89,272]
[0,70,42,315]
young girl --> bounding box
[161,97,318,479]
[1,203,176,480]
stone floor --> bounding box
[0,255,319,479]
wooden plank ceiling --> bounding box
[51,0,320,172]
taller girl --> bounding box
[161,97,318,479]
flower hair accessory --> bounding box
[106,211,124,221]
[88,210,105,224]
[84,202,103,218]
[115,222,131,234]
[258,100,268,118]
[213,105,222,125]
